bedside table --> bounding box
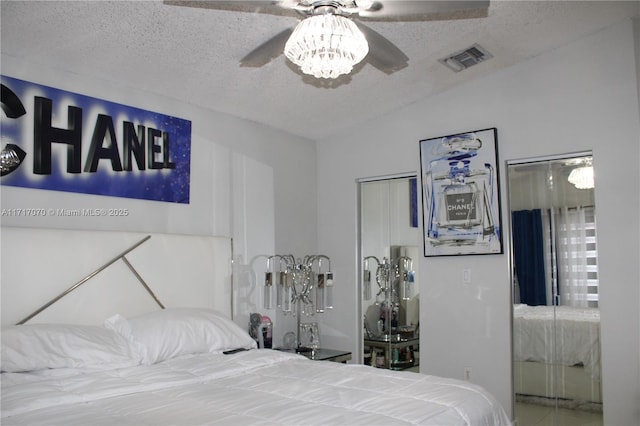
[364,336,419,370]
[303,348,352,363]
[275,347,352,363]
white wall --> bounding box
[317,19,639,424]
[0,57,316,242]
[0,54,318,342]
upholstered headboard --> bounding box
[0,227,233,326]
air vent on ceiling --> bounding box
[439,44,493,72]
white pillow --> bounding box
[106,308,256,364]
[1,323,143,373]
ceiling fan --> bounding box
[164,1,490,78]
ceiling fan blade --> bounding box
[163,1,299,17]
[358,0,490,21]
[356,22,408,74]
[240,28,294,67]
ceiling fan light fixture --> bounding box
[284,14,369,79]
[568,165,594,189]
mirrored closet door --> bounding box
[359,174,420,371]
[507,153,603,424]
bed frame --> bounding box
[1,226,233,327]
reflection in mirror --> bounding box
[359,176,420,372]
[508,153,602,424]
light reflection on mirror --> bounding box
[509,154,597,306]
[508,153,602,422]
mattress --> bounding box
[2,349,510,425]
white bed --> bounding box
[1,227,511,425]
[513,304,601,405]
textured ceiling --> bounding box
[1,1,638,141]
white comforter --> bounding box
[513,304,600,378]
[2,349,510,425]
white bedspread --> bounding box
[513,304,600,378]
[2,349,510,425]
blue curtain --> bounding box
[512,209,547,305]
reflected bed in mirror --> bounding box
[508,153,602,416]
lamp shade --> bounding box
[284,14,369,79]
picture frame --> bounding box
[419,128,503,257]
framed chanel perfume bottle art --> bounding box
[419,128,503,257]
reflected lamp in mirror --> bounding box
[362,255,415,340]
[568,159,594,189]
[364,256,415,302]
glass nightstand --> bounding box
[276,347,352,363]
[364,335,419,370]
[302,348,352,363]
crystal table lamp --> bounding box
[264,254,333,352]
